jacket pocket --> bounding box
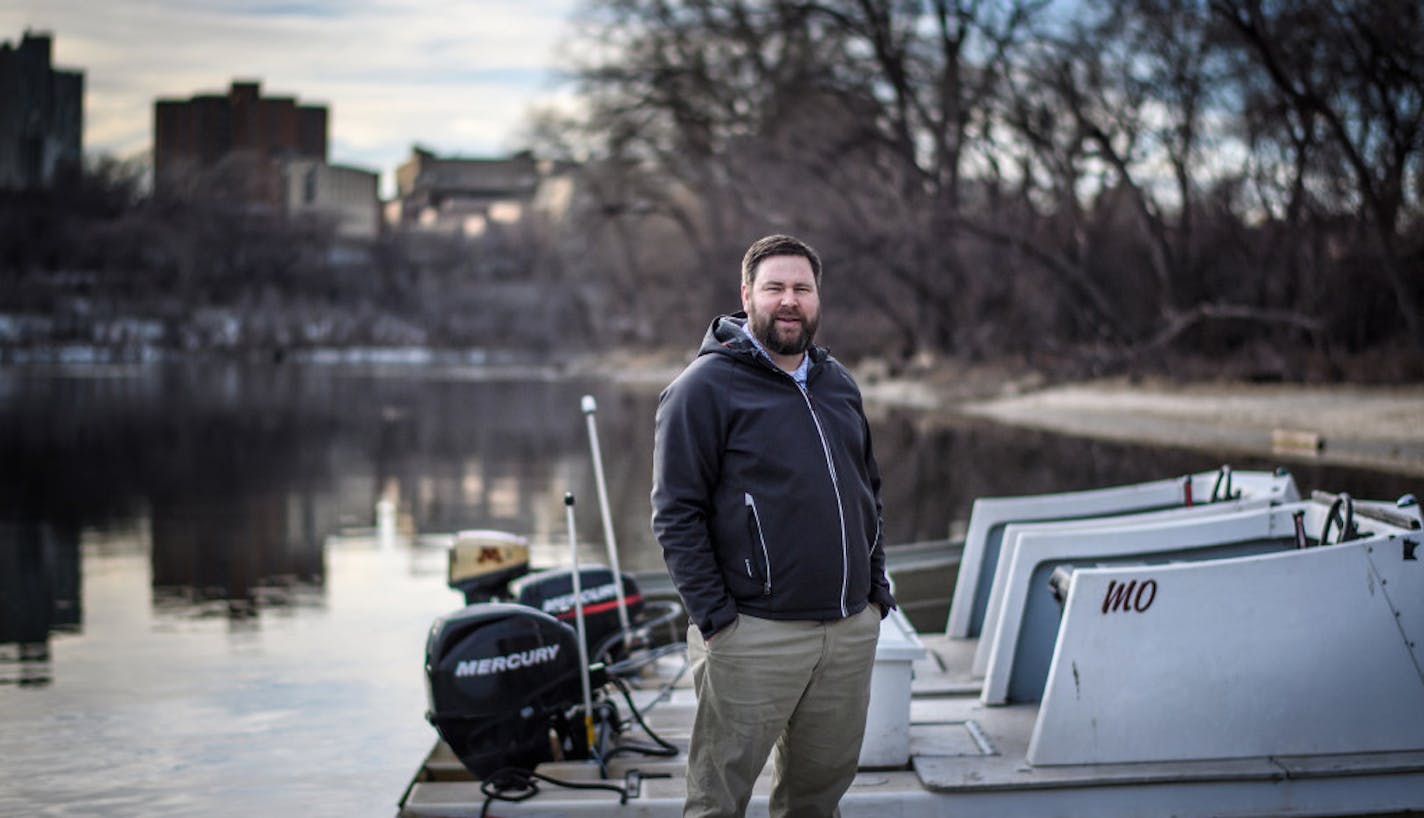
[744,492,772,596]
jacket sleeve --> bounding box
[863,408,897,617]
[651,363,739,637]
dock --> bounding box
[400,528,1424,817]
[399,632,1424,817]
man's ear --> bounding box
[739,282,750,311]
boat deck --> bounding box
[399,634,1424,817]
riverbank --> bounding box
[958,377,1424,478]
[588,351,1424,479]
[856,351,1424,479]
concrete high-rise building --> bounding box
[284,159,380,240]
[0,30,83,190]
[153,80,327,204]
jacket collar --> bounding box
[698,312,827,371]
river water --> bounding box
[0,361,1413,817]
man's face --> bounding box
[741,254,820,358]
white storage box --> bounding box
[859,607,927,767]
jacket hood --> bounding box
[697,312,827,366]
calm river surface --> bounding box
[0,361,1414,817]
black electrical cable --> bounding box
[478,767,627,817]
[590,601,685,665]
[601,675,680,759]
[591,699,615,779]
[606,642,688,678]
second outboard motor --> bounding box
[425,603,600,777]
[446,530,531,604]
[512,566,645,659]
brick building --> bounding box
[153,80,327,205]
[0,30,83,190]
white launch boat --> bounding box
[400,487,1424,818]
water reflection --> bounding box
[0,362,1416,674]
[149,492,328,621]
[0,363,656,680]
[0,521,80,686]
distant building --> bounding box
[284,159,380,240]
[392,147,544,235]
[153,80,327,205]
[153,80,379,241]
[0,30,83,190]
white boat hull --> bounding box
[401,484,1424,817]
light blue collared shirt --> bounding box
[738,321,809,387]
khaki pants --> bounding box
[684,605,881,818]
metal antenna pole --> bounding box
[581,395,632,645]
[564,492,596,756]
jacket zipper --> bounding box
[750,351,851,618]
[744,493,772,595]
[793,379,850,618]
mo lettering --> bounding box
[1101,579,1157,613]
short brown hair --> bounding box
[741,234,822,288]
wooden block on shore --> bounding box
[1272,428,1323,455]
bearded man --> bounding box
[651,234,895,818]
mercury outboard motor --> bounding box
[512,566,645,660]
[425,603,605,777]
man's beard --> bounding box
[748,304,819,357]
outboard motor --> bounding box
[425,603,603,777]
[447,530,531,604]
[512,566,645,660]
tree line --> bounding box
[0,156,581,358]
[3,0,1419,381]
[530,0,1423,379]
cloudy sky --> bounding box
[2,0,584,191]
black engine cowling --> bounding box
[425,603,595,777]
[512,566,645,660]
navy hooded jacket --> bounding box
[651,314,896,637]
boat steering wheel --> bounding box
[1320,492,1355,545]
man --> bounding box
[651,234,896,818]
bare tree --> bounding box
[972,0,1340,364]
[566,0,1048,359]
[551,0,1419,371]
[1212,0,1424,349]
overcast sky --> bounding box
[2,0,584,191]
